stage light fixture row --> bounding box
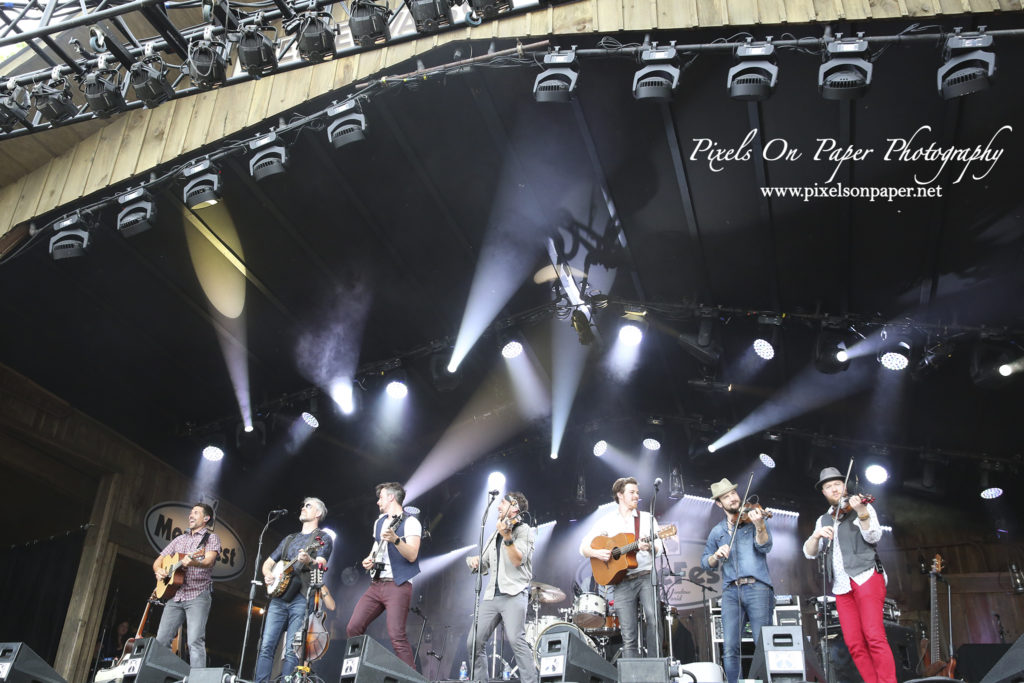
[938,28,995,100]
[753,315,782,361]
[295,11,339,62]
[728,39,778,101]
[818,33,873,100]
[187,28,229,89]
[408,0,456,33]
[877,329,912,371]
[249,132,289,181]
[0,82,32,133]
[182,158,222,210]
[326,99,367,149]
[83,57,127,117]
[129,56,175,109]
[116,186,157,237]
[349,1,392,48]
[633,42,680,102]
[49,212,93,260]
[237,23,279,76]
[31,69,78,123]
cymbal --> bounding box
[529,581,566,604]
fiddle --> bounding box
[737,503,773,526]
[832,493,876,519]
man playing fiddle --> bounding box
[803,467,895,683]
[701,479,774,683]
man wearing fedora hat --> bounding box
[803,467,895,683]
[701,478,774,683]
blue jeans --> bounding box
[720,582,774,683]
[254,593,308,683]
[155,591,212,668]
[612,573,659,658]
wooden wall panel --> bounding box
[82,117,128,197]
[110,110,153,187]
[160,97,197,163]
[57,134,101,207]
[10,166,50,228]
[182,90,220,153]
[134,101,177,172]
[0,177,28,234]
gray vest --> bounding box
[818,510,879,584]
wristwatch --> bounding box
[394,537,403,545]
[503,538,514,546]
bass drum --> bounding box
[525,615,565,648]
[572,593,607,629]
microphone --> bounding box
[269,508,288,516]
[488,489,499,496]
[654,477,663,487]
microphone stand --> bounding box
[650,479,663,658]
[819,458,853,683]
[469,492,499,681]
[239,510,283,677]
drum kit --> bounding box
[524,581,621,662]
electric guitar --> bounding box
[266,536,325,598]
[590,524,677,585]
[370,514,404,580]
[920,554,956,678]
[153,550,207,600]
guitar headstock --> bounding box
[930,554,945,574]
[658,524,678,539]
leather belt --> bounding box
[733,576,758,586]
[372,577,394,584]
[625,570,651,581]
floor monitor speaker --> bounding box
[0,643,67,683]
[338,635,427,683]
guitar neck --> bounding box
[930,574,941,661]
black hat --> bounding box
[815,467,845,490]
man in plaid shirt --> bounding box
[152,502,221,668]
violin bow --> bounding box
[827,458,855,547]
[727,473,756,557]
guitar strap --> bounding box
[198,530,210,551]
[633,512,640,545]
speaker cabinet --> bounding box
[957,644,1014,683]
[979,634,1024,683]
[116,638,190,683]
[0,643,67,683]
[885,623,919,683]
[749,626,806,683]
[184,668,236,683]
[534,627,616,683]
[338,635,427,683]
[616,658,671,683]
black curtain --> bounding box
[0,530,86,664]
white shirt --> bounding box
[579,508,662,574]
[370,514,422,580]
[804,504,884,595]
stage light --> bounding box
[970,340,1019,387]
[237,23,278,77]
[301,411,319,428]
[753,315,781,360]
[877,329,912,371]
[633,42,680,101]
[533,46,578,103]
[814,327,851,373]
[48,212,92,260]
[467,0,511,20]
[244,425,254,433]
[980,487,1003,499]
[202,445,225,461]
[759,432,781,468]
[326,99,366,149]
[999,363,1013,377]
[593,439,607,457]
[550,452,559,460]
[668,467,685,499]
[727,39,778,101]
[182,158,221,210]
[938,28,994,99]
[249,132,288,181]
[759,452,776,468]
[129,52,175,108]
[498,328,523,359]
[31,68,78,123]
[865,464,889,484]
[408,0,454,33]
[292,11,338,61]
[429,351,461,392]
[642,420,664,451]
[819,33,873,100]
[349,1,391,47]
[236,420,266,446]
[487,471,506,493]
[187,27,229,89]
[619,308,648,347]
[912,336,955,379]
[707,443,718,453]
[331,379,357,415]
[116,187,156,237]
[83,57,126,117]
[385,370,408,399]
[0,80,32,132]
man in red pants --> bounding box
[803,467,896,683]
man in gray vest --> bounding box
[465,491,537,683]
[803,467,896,683]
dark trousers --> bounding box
[346,580,416,669]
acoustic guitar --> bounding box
[266,536,325,598]
[153,550,207,601]
[919,554,956,678]
[590,524,677,586]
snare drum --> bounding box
[572,593,607,629]
[586,612,620,636]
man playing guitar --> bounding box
[346,482,421,670]
[152,502,221,668]
[579,477,663,659]
[254,498,333,683]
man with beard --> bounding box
[701,479,774,683]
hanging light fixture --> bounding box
[533,46,579,103]
[938,28,995,99]
[83,55,127,117]
[181,158,222,210]
[633,42,680,101]
[32,68,78,123]
[187,27,229,89]
[728,39,778,101]
[116,187,157,237]
[819,33,873,100]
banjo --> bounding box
[266,535,325,598]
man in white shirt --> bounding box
[579,477,662,658]
[803,467,895,683]
[347,482,422,670]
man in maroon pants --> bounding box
[803,467,896,683]
[346,482,421,669]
